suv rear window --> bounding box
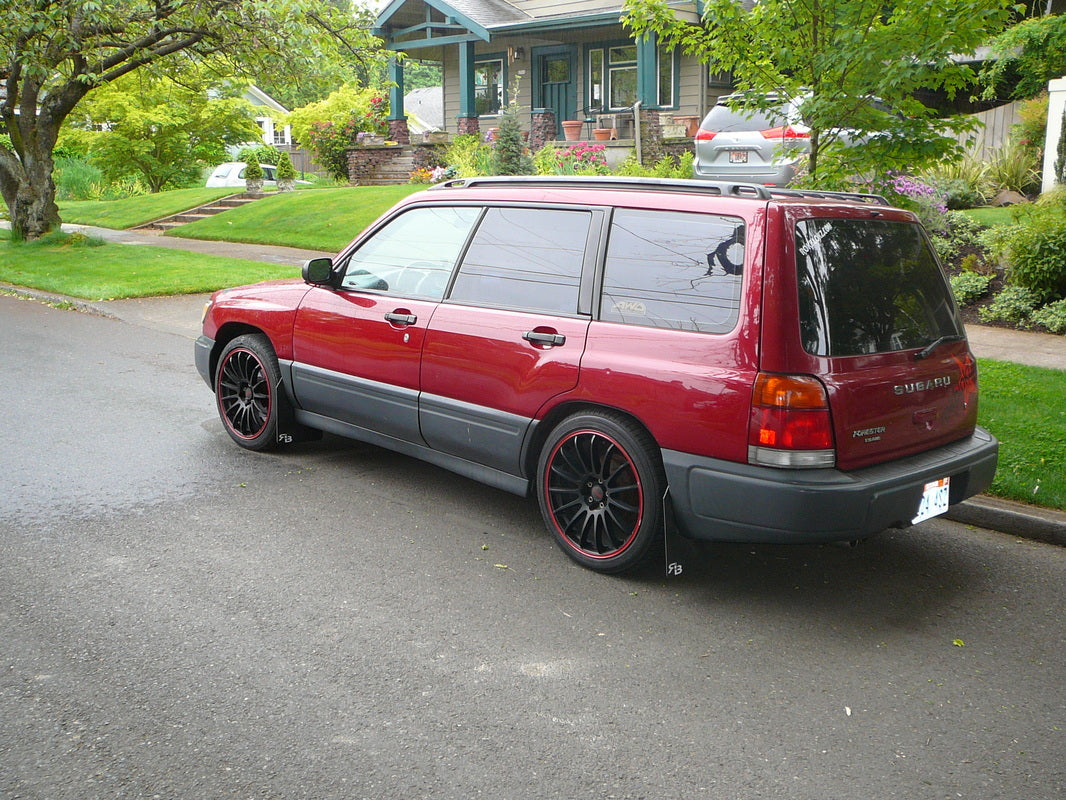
[702,102,785,132]
[795,218,962,357]
[601,209,745,333]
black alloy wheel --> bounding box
[538,411,665,573]
[215,334,283,451]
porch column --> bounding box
[456,40,480,135]
[387,54,410,144]
[635,34,657,108]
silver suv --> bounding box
[693,93,808,186]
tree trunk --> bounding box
[0,143,61,242]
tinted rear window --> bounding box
[701,102,786,132]
[601,209,744,333]
[795,219,962,357]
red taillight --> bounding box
[749,373,835,468]
[694,128,717,141]
[760,125,809,140]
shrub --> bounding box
[1031,299,1066,334]
[979,285,1041,325]
[922,153,991,209]
[304,118,360,181]
[612,152,693,178]
[931,211,989,266]
[985,137,1042,195]
[237,145,281,166]
[885,174,950,234]
[276,151,296,181]
[243,154,263,182]
[54,156,105,200]
[445,134,493,177]
[950,271,993,305]
[534,143,610,176]
[1003,214,1066,300]
[491,103,533,176]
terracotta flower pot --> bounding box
[592,128,612,141]
[561,120,584,141]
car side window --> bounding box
[339,206,481,298]
[449,207,590,315]
[601,208,745,333]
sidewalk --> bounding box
[6,222,1065,546]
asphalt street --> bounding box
[1,294,1064,799]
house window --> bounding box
[475,58,504,116]
[587,44,676,111]
[273,125,289,146]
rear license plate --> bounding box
[729,151,748,164]
[912,477,950,524]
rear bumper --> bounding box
[663,427,999,543]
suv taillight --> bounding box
[748,373,835,468]
[694,128,717,141]
[760,126,809,140]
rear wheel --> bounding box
[215,334,284,451]
[537,411,665,573]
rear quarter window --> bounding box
[795,218,962,357]
[601,208,745,334]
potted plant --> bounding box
[276,152,297,192]
[243,154,264,194]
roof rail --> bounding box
[429,175,773,200]
[769,187,890,206]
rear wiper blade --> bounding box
[915,334,964,360]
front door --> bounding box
[534,46,577,139]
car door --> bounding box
[291,205,481,443]
[419,205,601,476]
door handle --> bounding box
[385,311,417,326]
[523,330,566,347]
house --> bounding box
[242,85,293,149]
[372,0,733,145]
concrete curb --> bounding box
[946,496,1066,547]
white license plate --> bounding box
[729,150,748,164]
[912,477,950,524]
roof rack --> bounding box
[428,176,890,206]
[768,187,890,205]
[430,175,773,200]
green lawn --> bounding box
[169,185,425,252]
[58,188,238,229]
[959,206,1016,227]
[0,232,295,299]
[978,359,1066,510]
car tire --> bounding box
[537,411,666,573]
[215,334,286,451]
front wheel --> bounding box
[537,411,666,573]
[215,334,283,451]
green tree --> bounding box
[623,0,1015,186]
[979,13,1066,100]
[0,0,381,240]
[72,68,261,193]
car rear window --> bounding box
[601,209,745,333]
[701,102,785,132]
[795,218,963,357]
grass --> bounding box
[0,231,295,299]
[977,359,1066,510]
[58,188,237,229]
[959,206,1016,227]
[169,185,425,252]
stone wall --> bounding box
[345,146,406,185]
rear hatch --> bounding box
[791,214,978,471]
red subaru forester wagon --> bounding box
[195,176,998,573]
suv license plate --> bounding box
[912,477,950,524]
[729,151,748,164]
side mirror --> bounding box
[302,257,334,285]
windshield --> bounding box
[795,218,962,357]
